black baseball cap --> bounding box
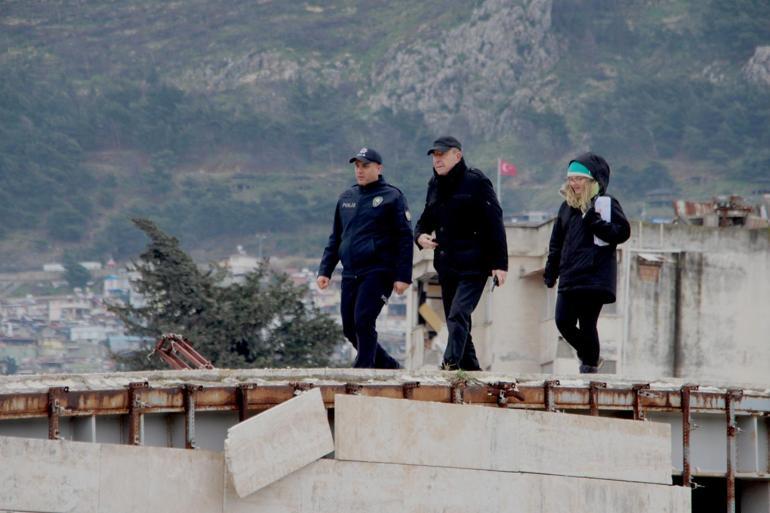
[349,147,383,165]
[426,136,462,155]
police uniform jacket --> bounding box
[414,159,508,276]
[319,175,413,283]
[543,153,631,304]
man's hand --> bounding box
[393,281,410,294]
[316,276,330,290]
[491,269,507,287]
[417,233,438,249]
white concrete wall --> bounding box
[334,395,673,484]
[224,459,691,513]
[0,435,224,513]
[408,220,770,385]
[224,388,333,497]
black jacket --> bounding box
[544,153,631,303]
[415,159,508,276]
[319,175,413,283]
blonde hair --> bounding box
[560,179,599,213]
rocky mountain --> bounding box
[1,0,768,270]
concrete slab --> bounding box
[223,459,691,513]
[98,443,225,513]
[225,387,333,497]
[0,435,100,513]
[335,395,672,484]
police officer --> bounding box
[415,136,508,371]
[317,147,413,369]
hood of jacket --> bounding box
[569,152,610,195]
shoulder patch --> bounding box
[405,210,412,221]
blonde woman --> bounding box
[543,153,630,373]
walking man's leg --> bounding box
[352,272,400,369]
[441,274,486,370]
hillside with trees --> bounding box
[1,0,768,270]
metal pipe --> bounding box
[47,387,67,440]
[632,383,650,421]
[725,389,742,513]
[681,384,698,487]
[127,382,148,445]
[588,381,606,416]
[544,380,560,412]
[184,385,201,449]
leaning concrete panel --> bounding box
[0,435,100,513]
[225,387,333,497]
[335,395,672,484]
[98,443,224,513]
[223,459,690,513]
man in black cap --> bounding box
[317,147,413,369]
[415,136,508,371]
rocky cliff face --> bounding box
[367,0,558,135]
[173,0,558,134]
[743,46,770,87]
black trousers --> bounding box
[554,291,604,367]
[439,273,486,371]
[340,272,401,369]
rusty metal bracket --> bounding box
[236,384,256,422]
[632,383,651,421]
[289,382,314,396]
[588,381,606,416]
[681,384,699,488]
[544,380,560,412]
[488,382,525,407]
[183,385,203,449]
[47,386,69,440]
[127,381,149,445]
[402,381,420,399]
[451,382,465,404]
[345,383,362,395]
[725,389,743,513]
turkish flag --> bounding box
[499,159,517,177]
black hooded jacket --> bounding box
[543,153,630,303]
[318,175,413,282]
[414,158,508,276]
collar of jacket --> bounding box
[434,158,467,190]
[359,174,385,192]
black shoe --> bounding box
[579,357,604,374]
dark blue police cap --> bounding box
[349,147,383,165]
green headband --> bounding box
[567,161,593,178]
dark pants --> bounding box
[439,273,486,371]
[554,291,604,367]
[340,272,401,369]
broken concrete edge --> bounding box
[1,367,768,394]
[224,387,334,498]
[334,394,673,486]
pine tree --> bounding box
[109,218,342,370]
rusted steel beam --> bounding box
[588,381,606,416]
[725,389,742,513]
[47,387,68,440]
[681,384,699,488]
[183,385,202,449]
[1,382,769,420]
[402,381,420,399]
[127,381,148,446]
